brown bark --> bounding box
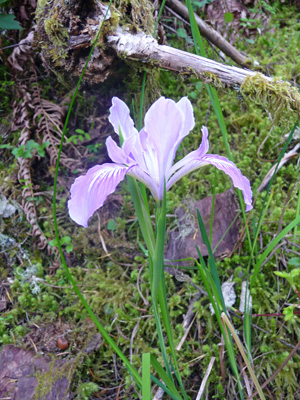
[165,0,250,67]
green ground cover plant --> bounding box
[1,1,300,399]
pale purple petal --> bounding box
[127,165,160,200]
[176,97,195,140]
[108,97,138,140]
[106,136,128,164]
[201,154,252,211]
[167,126,209,180]
[199,126,209,155]
[167,153,252,211]
[143,97,185,184]
[122,133,147,170]
[68,163,132,227]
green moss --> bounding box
[113,0,155,34]
[33,356,77,400]
[240,73,300,124]
[200,71,222,88]
[36,0,70,66]
[44,17,69,48]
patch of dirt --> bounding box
[23,321,74,354]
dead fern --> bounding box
[7,29,79,264]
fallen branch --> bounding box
[108,27,267,87]
[107,27,300,119]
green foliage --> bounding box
[0,13,22,30]
[75,382,98,400]
[1,2,300,399]
[49,235,73,253]
[192,0,215,9]
[0,75,14,114]
[67,129,91,145]
[240,73,300,125]
[224,12,234,24]
[1,140,50,158]
[107,219,116,231]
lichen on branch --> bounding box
[240,73,300,124]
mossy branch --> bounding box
[36,1,300,122]
[108,28,300,122]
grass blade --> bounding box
[142,353,151,400]
[221,313,266,400]
[196,209,225,308]
[251,214,300,288]
[185,0,252,249]
[150,354,183,400]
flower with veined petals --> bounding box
[68,96,252,227]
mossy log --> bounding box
[36,0,300,120]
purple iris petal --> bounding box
[167,126,209,180]
[143,97,192,198]
[68,163,133,227]
[201,154,253,211]
[128,165,160,200]
[176,97,195,140]
[167,152,252,212]
[106,136,128,164]
[108,97,138,140]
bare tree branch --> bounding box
[107,27,268,87]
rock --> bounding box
[0,345,75,400]
[165,188,240,265]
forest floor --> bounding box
[1,1,300,399]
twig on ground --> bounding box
[257,143,300,193]
[176,312,197,351]
[237,355,253,397]
[195,356,216,400]
[219,336,226,387]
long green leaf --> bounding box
[127,176,155,255]
[251,214,300,288]
[196,256,244,399]
[150,354,183,400]
[142,353,151,400]
[196,209,225,308]
[185,0,252,249]
[152,292,173,380]
[221,313,266,400]
[152,184,167,302]
[158,273,189,399]
[150,375,181,400]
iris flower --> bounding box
[68,97,252,227]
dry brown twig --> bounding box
[165,0,250,67]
